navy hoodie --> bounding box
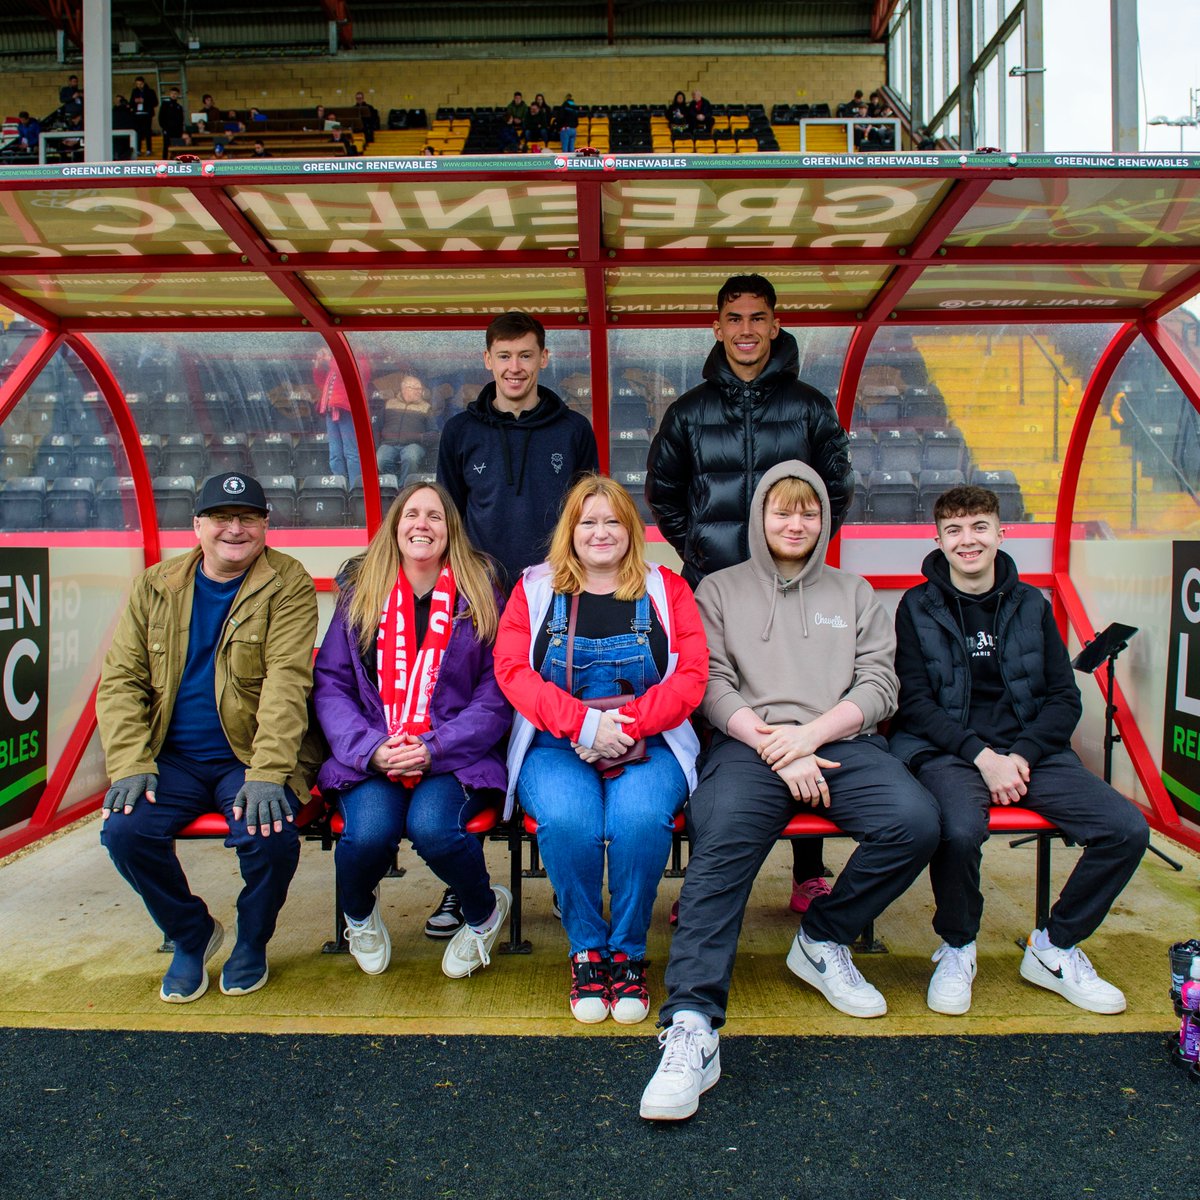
[437,382,599,589]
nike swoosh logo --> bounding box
[799,941,827,974]
[1032,951,1064,979]
[700,1047,718,1069]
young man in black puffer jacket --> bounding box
[891,484,1148,1017]
[646,273,854,910]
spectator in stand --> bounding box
[201,94,222,126]
[250,139,272,158]
[524,101,550,149]
[130,75,158,156]
[60,74,81,107]
[334,129,359,156]
[667,91,689,136]
[248,107,268,124]
[159,87,185,158]
[422,145,437,157]
[556,94,579,153]
[15,112,40,154]
[686,89,714,135]
[313,345,371,488]
[224,110,246,137]
[353,91,380,146]
[498,113,521,154]
[60,113,84,161]
[313,104,329,128]
[112,96,136,160]
[505,91,529,125]
[532,93,549,115]
[61,86,84,120]
[377,374,439,487]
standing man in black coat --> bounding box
[158,87,185,159]
[130,76,158,157]
[645,272,854,912]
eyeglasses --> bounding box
[203,511,266,528]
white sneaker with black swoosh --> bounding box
[787,929,887,1017]
[1019,934,1126,1014]
[639,1023,721,1120]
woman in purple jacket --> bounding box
[313,482,512,980]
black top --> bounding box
[532,591,668,682]
[360,589,433,677]
[947,583,1024,752]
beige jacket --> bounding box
[97,545,322,797]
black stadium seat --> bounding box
[0,476,47,529]
[251,433,295,476]
[34,434,74,480]
[294,435,333,479]
[922,428,968,472]
[74,435,118,481]
[161,434,207,479]
[917,469,966,520]
[96,476,138,529]
[867,469,918,522]
[971,468,1025,522]
[846,428,878,475]
[875,427,924,475]
[297,474,348,526]
[261,475,297,526]
[1,433,35,477]
[152,475,196,528]
[206,433,252,475]
[46,477,95,529]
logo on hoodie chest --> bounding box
[550,452,564,474]
[472,461,487,475]
[813,611,849,629]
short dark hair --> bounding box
[717,273,777,312]
[486,310,546,350]
[18,111,29,120]
[933,485,1000,526]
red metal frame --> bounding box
[3,159,1200,855]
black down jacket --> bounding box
[645,330,853,588]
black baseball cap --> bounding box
[195,472,269,515]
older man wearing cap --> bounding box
[98,472,321,1002]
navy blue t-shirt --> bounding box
[162,569,244,761]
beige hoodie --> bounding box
[695,459,898,735]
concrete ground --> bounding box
[0,811,1195,1038]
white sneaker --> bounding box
[639,1024,721,1121]
[345,894,391,975]
[442,885,511,979]
[1019,935,1126,1014]
[927,942,977,1015]
[786,930,887,1017]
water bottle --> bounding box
[1180,963,1200,1065]
[1169,939,1200,1001]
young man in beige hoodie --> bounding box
[640,460,940,1121]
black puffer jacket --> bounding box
[890,548,1083,768]
[645,330,853,588]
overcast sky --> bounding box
[1043,0,1200,152]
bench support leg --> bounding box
[853,920,888,954]
[499,824,531,955]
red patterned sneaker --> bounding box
[790,875,832,914]
[609,953,650,1024]
[570,950,611,1023]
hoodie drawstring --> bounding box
[497,422,532,496]
[761,572,807,641]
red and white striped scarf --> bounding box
[376,564,457,784]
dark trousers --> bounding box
[661,734,940,1028]
[916,749,1149,949]
[101,751,301,955]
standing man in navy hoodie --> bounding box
[438,311,599,592]
[431,310,598,940]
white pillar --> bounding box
[82,0,114,162]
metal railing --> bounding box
[38,130,137,165]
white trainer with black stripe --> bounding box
[786,929,887,1017]
[640,1024,721,1121]
[1019,934,1126,1014]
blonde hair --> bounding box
[547,474,647,601]
[766,476,821,513]
[342,482,499,650]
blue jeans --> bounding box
[336,772,495,926]
[518,731,685,960]
[559,126,577,152]
[376,442,424,486]
[101,751,301,955]
[325,412,361,489]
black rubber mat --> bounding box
[1,1029,1193,1199]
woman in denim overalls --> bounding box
[495,476,709,1024]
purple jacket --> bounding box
[313,591,511,794]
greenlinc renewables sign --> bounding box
[0,550,48,831]
[1163,542,1200,821]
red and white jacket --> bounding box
[494,561,708,809]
